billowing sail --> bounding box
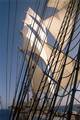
[21,7,80,95]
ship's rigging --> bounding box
[8,0,80,120]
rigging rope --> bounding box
[8,0,18,105]
[6,0,10,108]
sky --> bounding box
[0,0,37,108]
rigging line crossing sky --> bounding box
[8,0,18,106]
[6,0,10,108]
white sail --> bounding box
[21,7,80,96]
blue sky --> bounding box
[0,0,36,108]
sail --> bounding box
[48,0,70,9]
[21,3,76,54]
[21,7,80,94]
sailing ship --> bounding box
[9,0,80,120]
